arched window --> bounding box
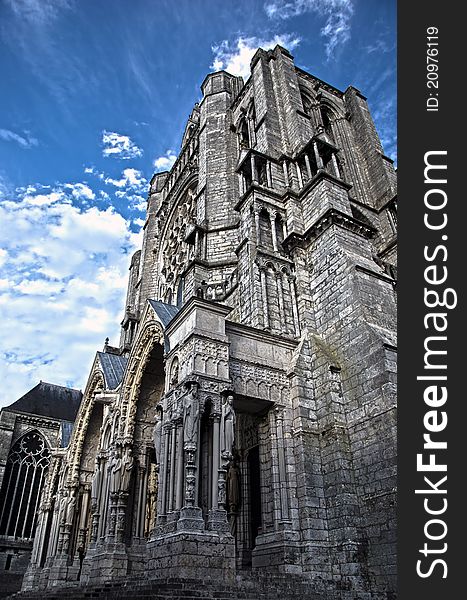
[259,209,273,249]
[320,106,335,143]
[300,89,313,115]
[0,431,50,539]
[239,118,250,149]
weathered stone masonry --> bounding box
[22,45,397,599]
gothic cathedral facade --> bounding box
[23,46,397,598]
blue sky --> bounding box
[0,0,396,407]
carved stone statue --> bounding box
[90,457,102,502]
[65,493,76,525]
[183,385,199,447]
[109,448,122,495]
[221,394,236,458]
[120,446,134,492]
[170,359,179,388]
[226,460,241,513]
[58,493,68,525]
[153,410,162,463]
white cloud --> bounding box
[104,167,147,190]
[64,182,95,201]
[102,131,143,160]
[0,182,140,408]
[0,249,7,269]
[0,128,38,149]
[264,0,354,58]
[211,34,301,79]
[153,150,177,172]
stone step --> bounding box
[8,574,332,600]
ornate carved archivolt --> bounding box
[118,314,164,442]
[66,366,105,486]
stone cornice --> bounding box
[283,207,376,251]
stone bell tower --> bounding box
[24,45,397,599]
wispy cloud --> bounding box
[0,180,141,406]
[0,128,38,149]
[0,0,103,116]
[102,131,143,160]
[211,34,301,79]
[264,0,354,58]
[153,150,177,172]
[104,167,147,189]
[364,38,395,55]
[4,0,74,25]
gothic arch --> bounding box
[0,429,51,539]
[118,309,165,441]
[67,365,105,486]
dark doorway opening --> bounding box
[248,445,262,547]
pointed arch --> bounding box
[118,304,165,441]
[66,362,105,486]
[0,430,51,539]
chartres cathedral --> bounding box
[18,46,397,599]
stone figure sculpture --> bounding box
[90,457,102,502]
[226,460,241,513]
[58,493,68,525]
[109,448,122,495]
[221,394,236,457]
[153,410,162,463]
[120,446,134,492]
[183,385,199,447]
[65,493,76,525]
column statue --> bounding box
[153,410,163,463]
[90,457,102,503]
[183,384,199,447]
[120,446,134,492]
[109,447,122,495]
[221,394,236,458]
[226,459,241,513]
[65,492,76,526]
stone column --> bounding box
[157,424,171,523]
[295,162,303,188]
[266,161,272,187]
[211,414,220,511]
[254,209,261,244]
[77,487,90,552]
[250,154,257,183]
[49,499,60,557]
[288,276,301,336]
[276,273,286,333]
[304,154,312,179]
[269,212,278,252]
[282,160,290,187]
[177,384,204,531]
[208,411,229,532]
[331,152,341,178]
[135,462,147,538]
[260,268,270,329]
[168,423,177,512]
[275,408,290,523]
[115,491,128,543]
[313,141,323,170]
[175,421,184,510]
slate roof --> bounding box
[148,300,179,328]
[97,352,128,390]
[6,381,83,422]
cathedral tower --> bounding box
[23,46,397,599]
